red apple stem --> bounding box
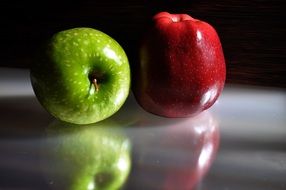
[93,78,99,92]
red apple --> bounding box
[133,12,226,117]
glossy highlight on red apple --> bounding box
[133,12,226,117]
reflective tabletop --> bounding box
[0,68,286,190]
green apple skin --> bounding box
[30,28,130,124]
[43,120,131,190]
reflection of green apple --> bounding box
[42,120,131,190]
[30,28,130,124]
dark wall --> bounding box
[0,0,285,87]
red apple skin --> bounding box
[133,12,226,117]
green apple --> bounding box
[42,120,131,190]
[30,28,130,124]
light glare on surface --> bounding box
[103,47,121,64]
[87,181,95,190]
[198,143,213,169]
[118,157,129,171]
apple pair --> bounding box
[30,12,225,124]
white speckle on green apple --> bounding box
[31,28,131,124]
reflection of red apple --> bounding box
[133,11,226,117]
[126,111,219,190]
[161,112,219,190]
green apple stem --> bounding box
[92,78,99,92]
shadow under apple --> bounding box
[110,92,193,128]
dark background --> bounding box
[0,0,285,87]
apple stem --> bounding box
[93,79,99,92]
